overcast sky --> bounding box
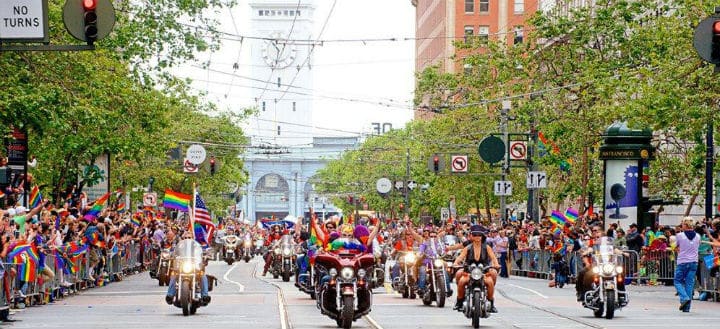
[174,0,417,140]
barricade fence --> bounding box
[1,240,156,309]
[510,248,720,300]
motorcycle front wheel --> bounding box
[605,291,615,319]
[435,274,446,308]
[339,295,354,329]
[471,291,481,328]
[181,280,192,316]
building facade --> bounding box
[241,1,356,222]
[412,0,539,119]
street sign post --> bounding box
[509,141,527,160]
[407,180,417,190]
[183,158,199,173]
[143,192,157,207]
[394,180,404,191]
[526,171,547,189]
[0,0,49,43]
[440,207,450,222]
[494,181,512,196]
[479,136,505,164]
[186,144,207,165]
[450,155,468,173]
[376,177,391,194]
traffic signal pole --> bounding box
[405,148,411,216]
[500,101,511,222]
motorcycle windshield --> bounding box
[596,237,616,264]
[280,235,293,247]
[225,235,238,243]
[175,239,203,266]
[443,235,459,246]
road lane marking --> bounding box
[496,287,603,329]
[363,315,384,329]
[505,283,549,299]
[253,263,292,329]
[223,263,245,293]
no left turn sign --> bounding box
[509,141,527,160]
[450,155,468,173]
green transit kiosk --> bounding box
[599,122,656,231]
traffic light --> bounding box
[432,155,440,173]
[209,157,216,175]
[83,0,98,43]
[712,20,720,62]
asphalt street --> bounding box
[7,256,720,329]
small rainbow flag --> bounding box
[564,208,579,224]
[550,223,562,236]
[83,192,111,221]
[550,210,567,227]
[163,189,191,212]
[116,202,126,213]
[0,190,5,199]
[131,215,141,227]
[29,185,42,208]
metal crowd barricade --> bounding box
[512,249,553,279]
[637,249,676,284]
[698,256,720,301]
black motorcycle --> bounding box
[421,255,447,307]
[156,247,173,286]
[461,263,492,328]
[170,239,211,316]
[392,251,418,299]
[316,251,375,329]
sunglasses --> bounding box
[342,234,353,238]
[326,226,336,230]
[471,232,483,237]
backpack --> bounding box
[508,236,518,251]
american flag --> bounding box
[193,192,215,245]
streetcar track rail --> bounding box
[252,261,293,329]
[496,286,603,329]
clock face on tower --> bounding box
[262,31,298,69]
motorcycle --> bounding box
[222,235,240,265]
[170,239,210,316]
[316,251,375,329]
[421,250,448,307]
[461,263,492,328]
[271,235,296,281]
[392,251,418,299]
[367,242,386,290]
[156,247,173,286]
[241,235,253,262]
[254,237,266,256]
[296,245,318,299]
[581,237,629,319]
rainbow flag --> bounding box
[551,240,565,255]
[550,210,567,227]
[193,222,209,248]
[131,215,141,227]
[0,190,5,199]
[308,213,324,247]
[550,223,562,236]
[83,226,105,248]
[116,202,126,213]
[29,185,42,208]
[564,208,578,224]
[163,189,191,212]
[83,192,111,221]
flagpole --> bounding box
[191,183,196,240]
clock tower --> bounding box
[249,0,315,147]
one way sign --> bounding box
[494,181,512,196]
[526,171,547,189]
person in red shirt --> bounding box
[262,224,289,276]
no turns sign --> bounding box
[450,155,468,173]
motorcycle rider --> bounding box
[165,230,211,305]
[417,226,453,297]
[262,224,289,276]
[453,225,500,313]
[575,226,627,303]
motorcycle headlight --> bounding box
[329,268,338,277]
[602,264,616,275]
[245,241,252,247]
[470,267,483,280]
[181,261,193,274]
[357,269,366,278]
[434,259,444,268]
[341,267,355,280]
[405,253,416,263]
[616,266,623,274]
[161,252,170,258]
[283,248,292,256]
[592,266,600,274]
[274,247,281,255]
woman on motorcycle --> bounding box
[453,225,500,312]
[417,227,452,297]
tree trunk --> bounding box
[684,192,699,217]
[483,185,491,222]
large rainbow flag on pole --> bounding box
[163,189,191,212]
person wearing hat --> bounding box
[452,224,500,312]
[9,202,45,235]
